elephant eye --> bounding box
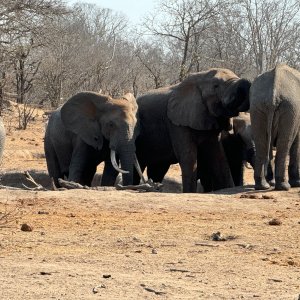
[213,84,219,89]
[108,121,115,128]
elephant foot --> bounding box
[289,179,300,188]
[268,179,275,187]
[275,179,290,191]
[254,177,270,190]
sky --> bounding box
[67,0,157,24]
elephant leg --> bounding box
[288,131,300,187]
[170,126,197,193]
[101,159,119,186]
[45,147,64,188]
[251,110,270,190]
[221,133,244,186]
[273,109,298,191]
[147,163,170,183]
[266,149,275,186]
[197,148,213,192]
[180,156,197,193]
[68,140,94,185]
[44,136,68,188]
[203,136,234,191]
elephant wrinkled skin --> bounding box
[44,92,138,188]
[250,63,300,190]
[133,68,251,193]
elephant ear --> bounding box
[167,77,218,130]
[61,92,106,150]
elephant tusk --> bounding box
[243,161,252,169]
[110,150,129,174]
[134,154,146,184]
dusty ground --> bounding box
[0,103,300,299]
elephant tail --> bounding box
[266,108,275,163]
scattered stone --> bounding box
[268,218,282,226]
[66,213,75,218]
[151,248,158,254]
[38,211,49,215]
[211,232,226,241]
[92,284,106,293]
[21,223,33,232]
[287,260,295,266]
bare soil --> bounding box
[0,104,300,299]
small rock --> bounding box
[152,248,158,254]
[66,213,75,218]
[21,223,33,232]
[38,211,49,215]
[211,231,226,241]
[103,274,111,279]
[268,218,282,226]
[93,284,106,293]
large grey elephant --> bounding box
[132,68,251,193]
[249,63,300,190]
[44,91,139,188]
[0,117,6,163]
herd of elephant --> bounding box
[3,63,299,193]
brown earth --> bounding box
[0,103,300,299]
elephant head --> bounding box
[167,68,251,131]
[60,91,138,185]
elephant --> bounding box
[225,113,255,186]
[249,63,300,190]
[131,68,251,193]
[44,91,139,188]
[0,117,5,163]
[198,112,255,191]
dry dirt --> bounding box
[0,103,300,300]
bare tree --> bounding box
[0,0,68,111]
[238,0,300,74]
[143,0,222,81]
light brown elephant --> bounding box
[44,92,140,188]
[250,63,300,190]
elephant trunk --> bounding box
[118,144,135,186]
[222,79,251,115]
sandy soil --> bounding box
[0,104,300,300]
